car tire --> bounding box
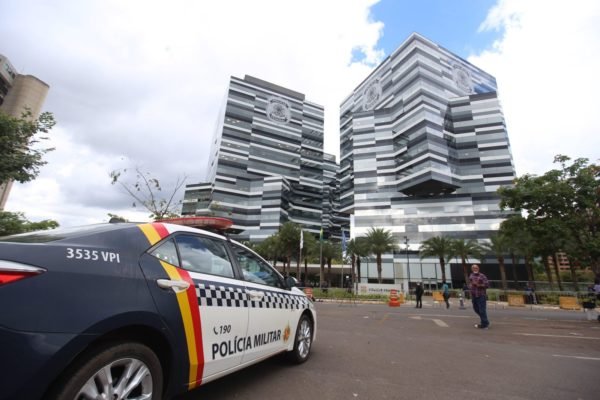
[49,341,163,400]
[287,314,313,364]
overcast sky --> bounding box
[2,0,599,227]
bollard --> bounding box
[459,293,466,310]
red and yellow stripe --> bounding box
[138,223,205,389]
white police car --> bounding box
[0,222,316,399]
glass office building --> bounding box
[183,75,342,242]
[339,33,517,284]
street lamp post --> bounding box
[404,236,411,299]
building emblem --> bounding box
[266,96,291,124]
[452,64,473,94]
[362,79,382,111]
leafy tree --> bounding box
[0,211,58,236]
[481,234,509,290]
[254,234,282,268]
[499,155,600,279]
[365,227,397,284]
[0,110,55,184]
[452,238,483,283]
[300,231,318,282]
[500,216,536,284]
[110,167,186,220]
[419,236,454,283]
[277,222,301,276]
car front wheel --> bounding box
[51,342,163,400]
[287,314,312,364]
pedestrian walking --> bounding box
[442,280,450,309]
[415,282,424,308]
[469,264,490,329]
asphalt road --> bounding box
[177,299,600,400]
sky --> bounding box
[2,0,599,227]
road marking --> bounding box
[379,313,389,324]
[433,319,449,327]
[410,316,448,327]
[515,333,600,340]
[553,354,600,361]
[408,314,471,319]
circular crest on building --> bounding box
[266,96,291,124]
[362,79,382,111]
[452,63,473,94]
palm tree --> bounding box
[346,237,370,284]
[482,233,509,290]
[365,227,397,284]
[321,241,340,285]
[452,238,483,283]
[419,236,455,283]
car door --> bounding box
[229,243,297,364]
[140,233,249,389]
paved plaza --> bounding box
[178,300,600,400]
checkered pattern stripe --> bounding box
[195,281,309,310]
[250,290,309,310]
[197,282,248,308]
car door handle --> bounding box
[157,279,190,293]
[247,290,264,300]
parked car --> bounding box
[0,222,316,400]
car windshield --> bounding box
[0,223,131,243]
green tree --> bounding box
[0,211,59,236]
[499,155,600,279]
[110,167,186,220]
[0,110,55,184]
[452,238,483,283]
[321,240,341,285]
[254,234,282,268]
[500,216,536,284]
[346,237,370,284]
[277,222,301,276]
[419,236,454,283]
[300,231,318,282]
[481,234,509,290]
[365,227,397,284]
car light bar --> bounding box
[0,261,46,285]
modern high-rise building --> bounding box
[182,75,342,242]
[339,33,517,285]
[0,54,50,209]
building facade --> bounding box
[0,54,50,209]
[183,75,342,242]
[339,33,517,285]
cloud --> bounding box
[2,0,384,226]
[468,0,600,176]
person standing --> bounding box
[415,282,424,308]
[469,264,490,329]
[442,280,450,309]
[593,278,600,302]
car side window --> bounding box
[149,238,180,267]
[231,245,282,288]
[175,235,234,278]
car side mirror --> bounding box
[285,276,297,289]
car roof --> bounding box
[0,222,229,243]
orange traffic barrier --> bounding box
[388,289,401,307]
[508,295,525,307]
[559,296,581,310]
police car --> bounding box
[0,222,316,400]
